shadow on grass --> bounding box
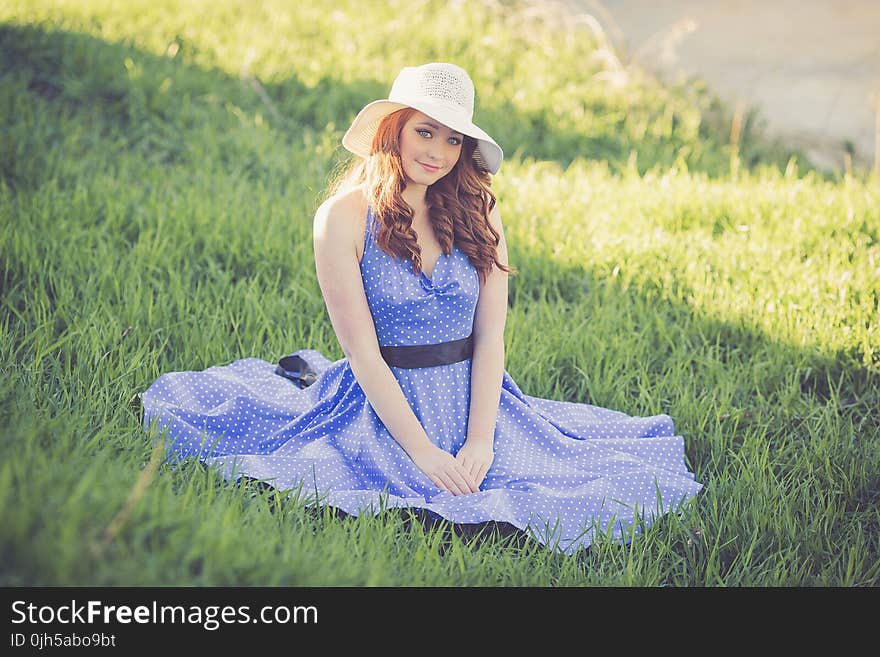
[0,20,817,196]
[237,476,540,556]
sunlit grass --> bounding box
[1,0,878,586]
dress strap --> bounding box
[365,204,378,245]
[365,204,371,238]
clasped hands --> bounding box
[410,436,494,496]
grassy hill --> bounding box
[1,0,878,586]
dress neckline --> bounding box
[367,205,450,285]
[421,252,447,284]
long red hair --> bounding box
[324,107,517,286]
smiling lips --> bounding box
[418,161,440,172]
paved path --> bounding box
[566,0,880,172]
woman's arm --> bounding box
[467,337,505,443]
[458,203,509,484]
[313,195,478,495]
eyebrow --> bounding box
[417,121,463,137]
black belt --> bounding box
[380,333,474,369]
[276,334,474,388]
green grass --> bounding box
[1,0,878,586]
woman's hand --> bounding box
[454,437,494,490]
[409,443,479,496]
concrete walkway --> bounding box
[566,0,880,172]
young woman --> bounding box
[142,63,702,555]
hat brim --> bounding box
[342,99,503,174]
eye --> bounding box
[449,136,462,146]
[417,129,432,138]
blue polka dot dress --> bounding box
[141,205,703,555]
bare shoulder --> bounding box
[314,185,369,261]
[487,202,503,230]
[485,201,508,268]
[486,201,505,239]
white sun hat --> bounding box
[341,62,503,174]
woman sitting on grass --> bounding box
[142,62,703,554]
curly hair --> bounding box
[323,107,517,286]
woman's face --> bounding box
[398,110,463,185]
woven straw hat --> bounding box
[342,62,503,174]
